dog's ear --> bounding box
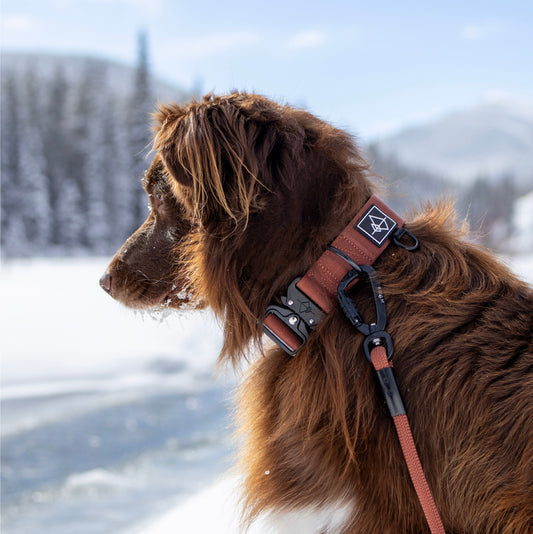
[153,97,280,225]
[153,104,196,189]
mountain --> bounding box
[376,98,533,189]
[1,52,192,105]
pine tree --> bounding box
[102,97,137,248]
[83,64,111,252]
[1,73,24,255]
[17,66,51,253]
[65,58,108,249]
[1,44,185,257]
[43,65,70,246]
[127,30,154,227]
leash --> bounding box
[263,195,446,533]
[337,264,446,534]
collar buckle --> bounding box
[263,277,324,356]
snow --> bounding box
[129,476,354,534]
[0,257,224,387]
[130,476,245,534]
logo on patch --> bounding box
[356,205,397,247]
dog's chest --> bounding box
[250,501,354,534]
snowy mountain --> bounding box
[376,98,533,188]
[1,52,191,105]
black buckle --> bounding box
[263,277,325,356]
[337,264,394,362]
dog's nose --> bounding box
[99,272,112,295]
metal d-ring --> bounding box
[392,227,419,251]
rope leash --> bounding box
[370,346,445,534]
[338,265,445,534]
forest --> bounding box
[1,36,191,257]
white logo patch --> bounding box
[356,205,397,247]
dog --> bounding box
[100,93,533,533]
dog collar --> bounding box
[263,195,417,356]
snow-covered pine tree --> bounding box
[83,62,111,252]
[17,66,51,254]
[56,60,102,252]
[127,31,154,227]
[1,72,25,256]
[101,96,137,248]
[43,64,70,247]
[65,58,110,250]
[1,42,189,257]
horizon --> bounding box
[2,1,533,141]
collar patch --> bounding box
[356,205,398,247]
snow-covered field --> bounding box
[1,255,532,534]
[1,257,233,534]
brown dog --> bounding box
[100,93,533,533]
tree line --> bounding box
[1,35,188,257]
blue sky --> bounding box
[2,0,532,140]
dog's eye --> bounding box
[152,191,165,210]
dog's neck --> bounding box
[263,195,415,356]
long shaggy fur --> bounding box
[103,92,533,533]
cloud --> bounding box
[166,31,261,60]
[288,30,326,50]
[2,14,37,31]
[461,22,501,41]
[51,0,165,15]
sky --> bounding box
[2,0,533,140]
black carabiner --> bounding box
[337,264,394,361]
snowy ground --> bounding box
[1,257,233,534]
[1,255,532,534]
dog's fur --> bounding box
[102,93,533,533]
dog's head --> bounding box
[101,92,373,362]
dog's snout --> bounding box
[99,272,112,295]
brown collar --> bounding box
[263,195,415,355]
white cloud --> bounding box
[288,30,326,50]
[2,14,37,31]
[461,22,501,41]
[51,0,164,15]
[165,31,261,60]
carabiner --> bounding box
[337,264,394,361]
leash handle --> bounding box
[371,346,446,534]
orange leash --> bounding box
[370,345,446,534]
[337,264,445,533]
